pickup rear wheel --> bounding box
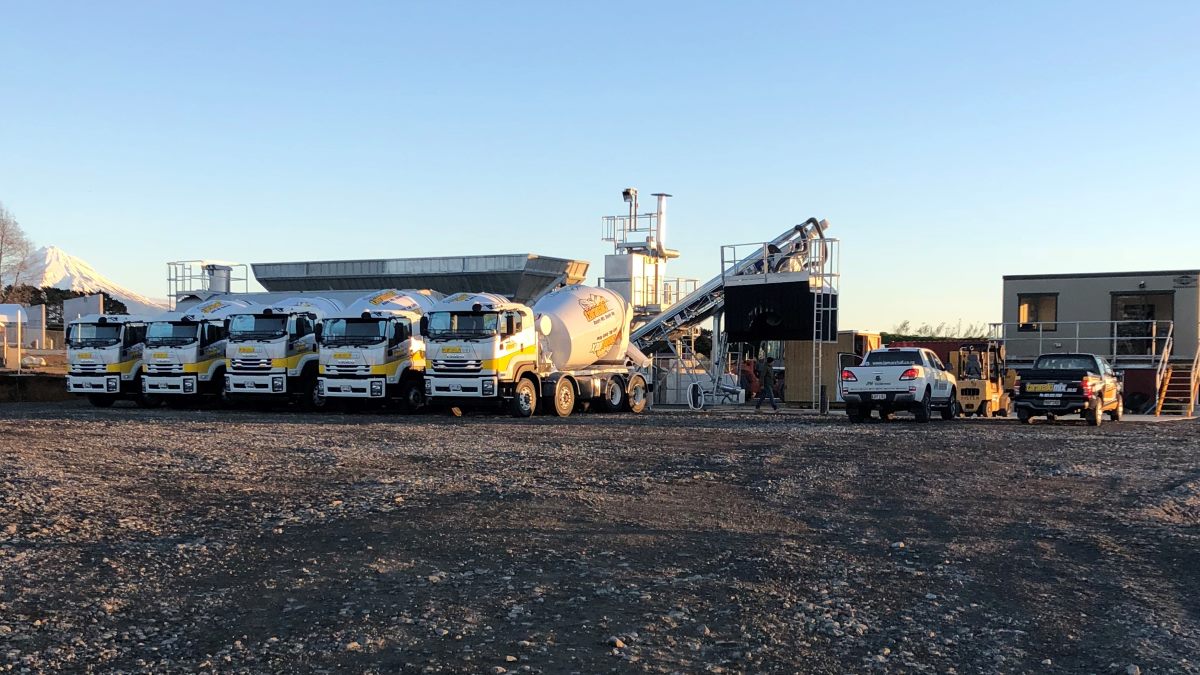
[914,390,932,423]
[1087,400,1103,427]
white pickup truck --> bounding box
[841,347,959,422]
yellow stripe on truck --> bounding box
[481,345,537,373]
[105,360,140,374]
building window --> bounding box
[1018,294,1057,331]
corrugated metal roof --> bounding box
[250,254,589,305]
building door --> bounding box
[1112,292,1173,356]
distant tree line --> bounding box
[1,284,128,328]
[883,320,989,342]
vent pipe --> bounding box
[651,193,671,258]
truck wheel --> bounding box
[510,377,537,418]
[552,378,576,417]
[625,374,649,414]
[598,376,627,413]
[1087,400,1103,427]
[301,378,328,412]
[914,390,932,423]
[1017,408,1033,424]
[1108,396,1124,422]
[399,379,425,413]
[940,391,959,420]
[87,394,116,408]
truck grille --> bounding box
[231,358,272,371]
[325,364,370,376]
[432,359,482,373]
[69,364,106,374]
[145,363,184,375]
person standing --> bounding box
[755,357,779,412]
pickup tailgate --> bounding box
[844,365,915,395]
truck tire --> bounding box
[1108,395,1124,422]
[398,379,425,413]
[1017,408,1033,424]
[552,378,575,417]
[510,377,538,417]
[87,394,116,408]
[597,376,626,413]
[1087,400,1103,427]
[301,378,328,412]
[940,390,959,420]
[625,374,649,414]
[914,389,932,423]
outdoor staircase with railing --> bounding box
[1156,348,1199,417]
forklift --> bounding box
[949,344,1016,417]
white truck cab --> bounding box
[317,289,441,408]
[66,314,152,407]
[225,297,342,408]
[142,299,249,400]
[841,347,958,422]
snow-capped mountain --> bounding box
[5,245,168,316]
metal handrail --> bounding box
[1191,344,1200,417]
[988,320,1176,363]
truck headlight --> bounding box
[183,378,195,393]
[317,379,325,395]
[370,380,384,397]
[424,378,432,395]
[107,377,119,392]
[142,380,149,393]
[482,379,495,396]
[272,376,285,392]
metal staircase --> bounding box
[1157,348,1199,417]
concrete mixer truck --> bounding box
[65,313,153,407]
[142,298,250,403]
[422,286,652,417]
[317,289,442,409]
[224,296,342,408]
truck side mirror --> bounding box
[505,315,516,337]
[419,316,429,336]
[314,323,323,343]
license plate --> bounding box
[872,393,887,400]
[1026,383,1054,392]
[450,383,462,392]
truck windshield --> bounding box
[864,351,922,366]
[146,321,198,347]
[322,318,386,346]
[1034,355,1097,370]
[427,311,498,339]
[67,324,121,348]
[228,315,288,340]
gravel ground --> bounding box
[1,401,1198,674]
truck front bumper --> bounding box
[67,374,121,394]
[227,372,288,394]
[425,374,496,399]
[143,374,198,395]
[319,376,386,398]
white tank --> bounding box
[345,289,441,315]
[533,285,631,371]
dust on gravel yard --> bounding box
[1,402,1197,674]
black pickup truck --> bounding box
[1013,353,1123,426]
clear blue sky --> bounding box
[1,1,1196,331]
